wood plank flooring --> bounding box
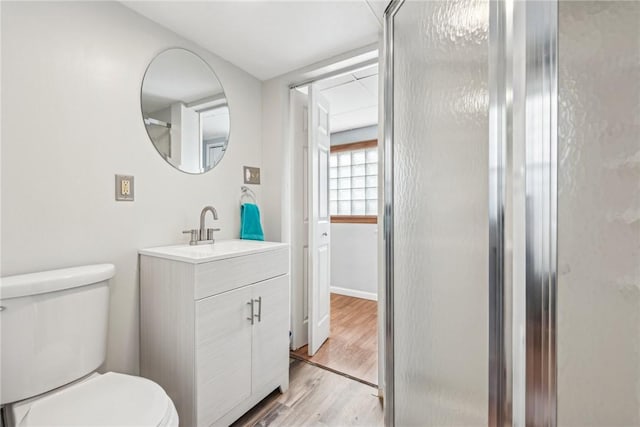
[291,293,378,386]
[231,359,383,427]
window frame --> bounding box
[329,139,378,224]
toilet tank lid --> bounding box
[0,264,115,300]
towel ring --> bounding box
[240,186,257,205]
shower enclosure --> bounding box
[383,0,640,425]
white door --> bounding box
[307,84,331,356]
[289,89,310,350]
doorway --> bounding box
[288,63,381,387]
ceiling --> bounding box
[297,64,378,133]
[318,64,378,133]
[122,1,386,81]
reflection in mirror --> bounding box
[141,48,230,174]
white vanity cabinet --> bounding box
[139,241,290,427]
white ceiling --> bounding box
[318,65,378,133]
[122,1,385,81]
[298,64,378,132]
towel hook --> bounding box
[240,186,257,205]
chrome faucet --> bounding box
[199,206,219,241]
[182,206,220,245]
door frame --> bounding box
[286,51,384,394]
[288,89,310,351]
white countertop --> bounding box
[139,239,289,264]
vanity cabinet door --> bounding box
[195,286,253,426]
[251,275,289,393]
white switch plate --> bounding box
[115,175,134,201]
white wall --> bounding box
[329,126,379,300]
[330,223,377,300]
[261,45,379,244]
[330,125,377,145]
[179,103,201,172]
[1,1,263,375]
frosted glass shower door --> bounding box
[557,2,640,425]
[391,1,489,425]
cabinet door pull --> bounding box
[254,296,262,322]
[246,300,255,325]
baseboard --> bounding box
[330,286,377,301]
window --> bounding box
[329,140,378,224]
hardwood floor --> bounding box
[291,293,378,386]
[231,359,383,427]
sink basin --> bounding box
[139,239,288,264]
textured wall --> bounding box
[558,2,640,425]
[393,0,489,424]
[1,1,263,375]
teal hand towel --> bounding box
[241,203,264,241]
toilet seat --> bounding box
[14,372,178,427]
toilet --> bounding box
[0,264,178,426]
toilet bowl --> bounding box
[0,264,179,427]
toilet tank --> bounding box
[0,264,115,405]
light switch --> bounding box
[115,175,134,201]
[243,166,261,185]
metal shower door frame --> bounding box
[382,0,558,425]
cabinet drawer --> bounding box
[194,248,288,300]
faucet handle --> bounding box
[206,228,221,241]
[182,229,199,245]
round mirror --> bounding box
[141,48,230,174]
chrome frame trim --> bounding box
[488,0,512,425]
[382,1,404,425]
[522,1,558,425]
[383,0,558,424]
[288,57,379,90]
